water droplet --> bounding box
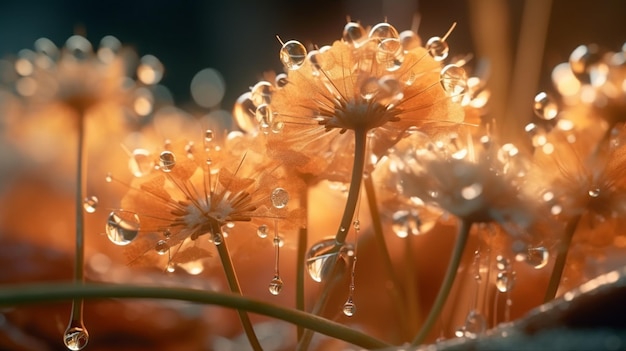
[441,64,468,101]
[159,151,176,172]
[271,188,289,209]
[342,298,356,317]
[155,240,169,255]
[533,92,558,120]
[97,35,121,63]
[376,38,403,71]
[268,276,283,295]
[83,196,98,214]
[271,120,284,133]
[280,40,306,70]
[589,187,601,198]
[495,255,510,271]
[360,77,380,100]
[525,246,549,269]
[34,37,59,66]
[166,262,176,273]
[65,35,93,60]
[232,92,257,134]
[343,22,366,46]
[463,310,486,338]
[461,183,483,200]
[213,232,223,246]
[257,224,269,238]
[250,81,273,106]
[255,104,273,129]
[137,54,164,85]
[454,326,466,338]
[64,324,89,350]
[392,209,422,238]
[368,22,399,41]
[306,238,341,282]
[128,148,154,177]
[569,44,607,86]
[105,172,113,183]
[275,73,288,88]
[426,36,449,61]
[376,76,404,105]
[495,271,516,293]
[353,219,360,232]
[204,129,214,143]
[105,211,140,246]
[400,30,421,51]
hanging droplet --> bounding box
[257,224,269,238]
[533,92,558,120]
[268,275,283,295]
[137,54,164,85]
[159,151,176,172]
[155,240,169,255]
[82,196,98,214]
[342,298,356,317]
[63,323,89,350]
[250,81,273,106]
[271,188,289,209]
[280,40,307,70]
[525,246,549,269]
[440,64,467,101]
[105,211,140,246]
[343,22,366,46]
[463,310,486,338]
[97,35,121,63]
[392,209,422,238]
[65,35,93,61]
[368,22,399,41]
[306,238,341,282]
[495,271,516,293]
[128,148,154,177]
[426,36,449,61]
[255,104,273,129]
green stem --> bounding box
[296,188,308,341]
[411,220,472,346]
[544,214,581,303]
[214,233,262,351]
[334,129,367,245]
[363,176,414,341]
[0,283,391,350]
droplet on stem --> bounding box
[440,64,468,101]
[159,151,176,172]
[257,224,269,238]
[63,323,89,350]
[105,211,140,246]
[533,92,558,120]
[82,196,98,214]
[270,188,289,209]
[525,246,549,269]
[342,298,356,317]
[128,148,154,177]
[250,81,273,106]
[368,22,399,41]
[280,40,307,70]
[268,275,283,295]
[305,238,341,282]
[426,36,449,61]
[495,270,516,293]
[155,240,169,255]
[343,22,366,46]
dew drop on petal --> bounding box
[65,35,93,60]
[342,298,356,317]
[155,240,169,255]
[159,151,176,172]
[129,148,154,177]
[306,238,340,282]
[525,246,549,269]
[426,36,449,61]
[343,22,366,46]
[233,92,257,134]
[250,81,273,106]
[106,211,140,246]
[569,44,606,86]
[271,188,289,209]
[368,22,399,41]
[63,324,89,350]
[268,276,283,295]
[255,104,273,129]
[275,73,288,88]
[441,64,468,101]
[257,224,269,238]
[280,40,306,70]
[495,255,510,271]
[360,77,380,100]
[533,92,558,120]
[495,271,516,293]
[83,196,98,214]
[376,38,403,71]
[137,54,164,85]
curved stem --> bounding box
[411,220,472,346]
[296,189,308,341]
[214,235,262,351]
[364,176,414,341]
[334,129,367,245]
[0,283,391,350]
[544,214,581,303]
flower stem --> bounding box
[214,233,262,351]
[0,283,391,350]
[364,176,415,341]
[296,189,308,341]
[544,214,581,303]
[334,129,367,245]
[411,219,472,346]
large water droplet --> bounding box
[83,196,98,214]
[306,238,340,282]
[105,211,140,246]
[368,22,399,41]
[250,81,273,106]
[268,276,283,295]
[159,151,176,172]
[342,298,356,317]
[280,40,306,70]
[63,324,89,350]
[129,148,154,177]
[495,271,516,293]
[463,310,486,338]
[441,64,468,101]
[275,73,288,88]
[533,92,558,120]
[233,92,257,134]
[525,246,549,269]
[271,188,289,209]
[343,22,366,46]
[376,38,403,71]
[257,224,269,238]
[155,240,169,255]
[137,54,164,85]
[426,36,449,61]
[392,209,422,238]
